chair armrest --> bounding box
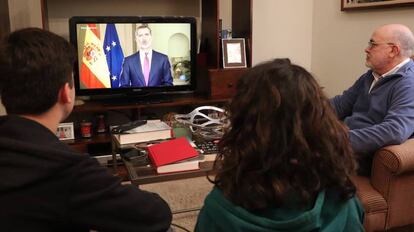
[374,139,414,175]
[370,139,414,229]
[371,139,414,200]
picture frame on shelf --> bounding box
[56,122,75,140]
[341,0,414,11]
[222,38,247,69]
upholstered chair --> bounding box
[351,139,414,232]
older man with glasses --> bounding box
[331,24,414,176]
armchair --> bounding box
[351,139,414,232]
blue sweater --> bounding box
[331,60,414,154]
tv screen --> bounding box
[69,16,196,99]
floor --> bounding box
[139,176,214,232]
[121,166,414,232]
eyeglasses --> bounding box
[367,40,395,49]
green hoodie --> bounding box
[195,187,364,232]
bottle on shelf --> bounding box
[96,114,107,133]
[80,120,92,138]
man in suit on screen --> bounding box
[120,24,173,87]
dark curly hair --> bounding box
[212,58,356,210]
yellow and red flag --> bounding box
[80,24,111,89]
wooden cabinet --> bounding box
[0,0,10,39]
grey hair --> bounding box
[393,28,414,58]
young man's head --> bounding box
[0,28,76,119]
[135,24,152,52]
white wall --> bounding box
[8,0,42,30]
[252,0,313,70]
[312,0,414,97]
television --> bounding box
[69,16,197,102]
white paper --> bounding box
[227,43,242,63]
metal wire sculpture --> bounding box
[174,106,225,140]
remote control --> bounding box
[195,139,219,154]
[111,120,147,133]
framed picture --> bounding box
[341,0,414,11]
[222,38,247,69]
[56,122,75,140]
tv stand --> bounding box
[87,91,205,107]
[97,95,174,107]
[64,94,229,163]
[73,95,229,113]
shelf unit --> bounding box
[72,95,231,113]
[36,0,252,154]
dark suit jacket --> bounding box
[120,50,173,87]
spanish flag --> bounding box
[80,24,111,89]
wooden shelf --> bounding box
[63,134,112,146]
[73,95,231,113]
[124,159,214,186]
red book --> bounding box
[147,137,199,167]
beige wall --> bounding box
[252,0,313,70]
[252,0,414,97]
[312,0,414,97]
[219,0,232,31]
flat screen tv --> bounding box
[69,16,197,101]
